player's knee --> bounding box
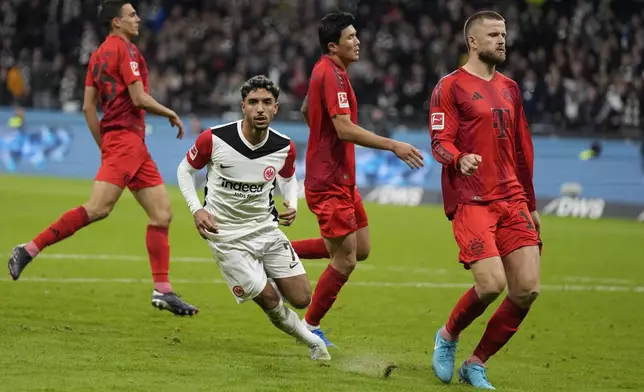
[476,278,506,304]
[289,293,312,310]
[150,208,172,227]
[332,253,358,275]
[510,287,540,308]
[356,246,370,262]
[83,202,114,222]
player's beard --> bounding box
[478,50,505,66]
[253,120,269,132]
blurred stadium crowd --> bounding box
[0,0,643,137]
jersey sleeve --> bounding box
[118,41,143,86]
[513,86,537,212]
[186,130,213,170]
[429,78,465,170]
[278,140,296,178]
[322,68,352,118]
[84,54,96,88]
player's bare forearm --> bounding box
[82,86,101,148]
[85,110,102,148]
[301,95,310,127]
[128,81,175,118]
[136,93,176,118]
[333,115,395,151]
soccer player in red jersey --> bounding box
[428,11,541,389]
[290,12,425,346]
[7,0,198,316]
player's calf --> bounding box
[274,275,312,310]
[255,283,330,360]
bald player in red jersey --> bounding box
[7,0,197,316]
[429,11,542,390]
[290,12,425,346]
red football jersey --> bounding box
[304,56,358,191]
[429,68,536,220]
[85,35,149,139]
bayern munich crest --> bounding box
[264,166,276,181]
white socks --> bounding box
[265,300,320,347]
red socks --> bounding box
[27,206,90,257]
[443,286,490,339]
[146,225,172,293]
[471,296,529,363]
[291,238,329,259]
[304,265,348,326]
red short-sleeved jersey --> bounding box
[85,35,149,139]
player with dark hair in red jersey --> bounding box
[7,0,198,316]
[429,11,542,390]
[291,11,425,346]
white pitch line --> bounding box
[34,253,450,275]
[4,253,639,289]
[1,276,643,293]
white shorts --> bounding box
[208,227,306,304]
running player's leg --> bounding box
[299,187,363,346]
[433,204,505,385]
[465,201,540,367]
[212,235,330,360]
[458,201,540,390]
[129,156,198,316]
[8,133,132,280]
[292,187,370,262]
[353,187,370,262]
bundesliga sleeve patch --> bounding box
[130,61,140,76]
[189,144,198,160]
[431,113,445,130]
[337,92,350,109]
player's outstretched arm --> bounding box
[82,86,101,149]
[128,82,184,139]
[332,114,424,169]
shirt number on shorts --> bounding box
[283,243,296,261]
[519,210,535,230]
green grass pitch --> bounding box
[0,175,643,391]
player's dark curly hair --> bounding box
[99,0,128,32]
[318,12,355,54]
[240,75,280,101]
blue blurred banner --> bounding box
[0,108,642,206]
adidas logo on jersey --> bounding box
[472,92,484,100]
[221,179,264,194]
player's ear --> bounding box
[327,41,337,55]
[240,100,245,113]
[273,101,279,115]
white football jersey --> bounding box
[185,120,296,242]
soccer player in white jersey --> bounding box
[176,75,331,361]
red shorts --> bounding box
[95,131,163,191]
[305,184,369,239]
[452,200,542,269]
